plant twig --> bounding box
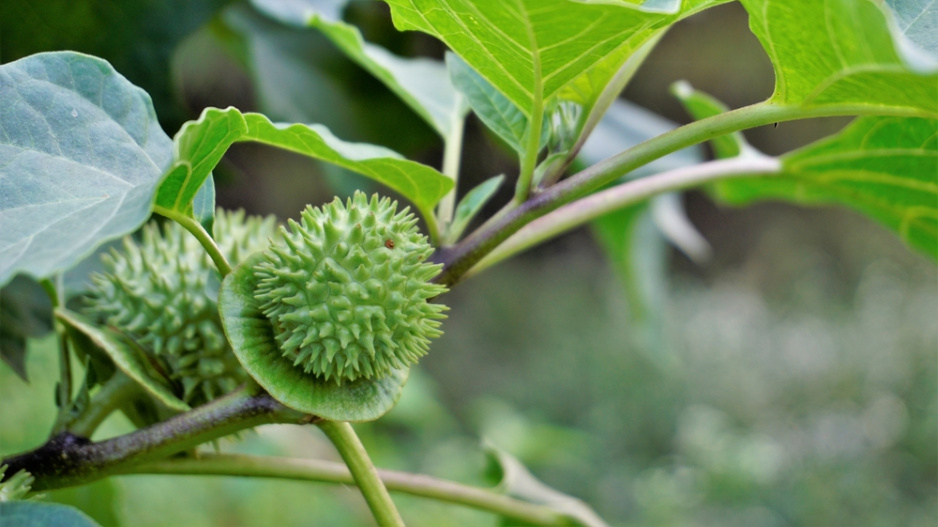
[1,387,308,491]
[437,99,466,228]
[67,373,141,439]
[515,91,545,203]
[317,420,404,527]
[120,453,578,526]
[433,102,885,286]
[469,156,781,276]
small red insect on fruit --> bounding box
[385,239,395,249]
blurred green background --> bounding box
[1,1,935,526]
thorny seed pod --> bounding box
[0,465,34,502]
[252,192,447,385]
[84,209,278,405]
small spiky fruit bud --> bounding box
[253,192,447,385]
[0,465,34,502]
[85,210,277,404]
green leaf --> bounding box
[884,0,938,63]
[55,308,190,412]
[0,52,173,287]
[485,444,610,527]
[0,502,102,527]
[251,0,468,138]
[219,253,410,422]
[447,54,549,154]
[714,116,938,260]
[739,0,938,115]
[446,175,504,244]
[0,277,52,382]
[383,0,725,119]
[45,479,120,527]
[154,107,452,223]
[191,178,216,231]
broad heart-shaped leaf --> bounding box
[884,0,938,70]
[0,52,172,287]
[250,0,468,138]
[154,107,452,223]
[219,253,409,422]
[714,116,938,260]
[0,502,102,527]
[739,0,938,115]
[383,0,726,119]
[884,0,938,61]
[55,308,191,412]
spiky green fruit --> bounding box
[85,210,277,405]
[253,192,447,385]
[0,465,34,502]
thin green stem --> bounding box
[317,420,404,527]
[68,373,140,438]
[120,454,578,526]
[469,156,781,276]
[434,102,887,286]
[515,74,545,202]
[153,206,232,277]
[2,387,307,491]
[437,104,466,228]
[41,277,74,435]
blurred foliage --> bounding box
[1,1,935,526]
[0,0,233,129]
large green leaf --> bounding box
[250,0,467,138]
[715,116,938,260]
[739,0,938,115]
[154,107,453,222]
[382,0,726,118]
[55,308,190,412]
[0,502,102,527]
[884,0,938,61]
[447,53,551,155]
[0,52,172,287]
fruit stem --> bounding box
[154,206,233,277]
[437,96,466,230]
[317,420,405,527]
